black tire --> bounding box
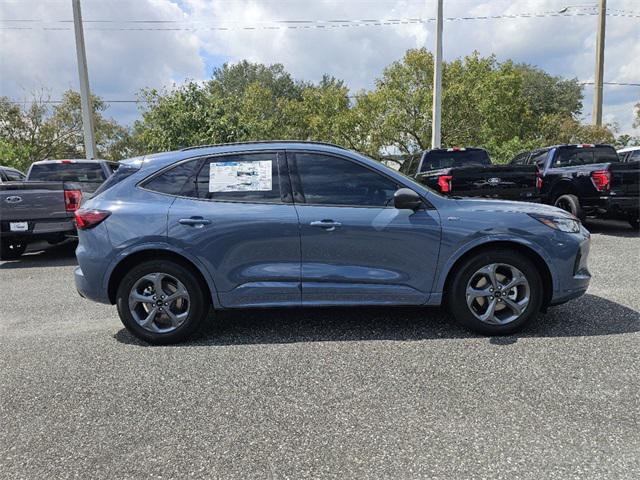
[554,193,584,221]
[0,239,28,260]
[447,249,543,335]
[629,217,640,231]
[116,259,209,345]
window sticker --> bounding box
[209,160,272,192]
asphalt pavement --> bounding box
[1,219,639,479]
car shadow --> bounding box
[114,293,639,347]
[0,240,78,269]
[584,218,639,238]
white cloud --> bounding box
[1,0,638,134]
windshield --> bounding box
[28,162,107,182]
[419,150,490,172]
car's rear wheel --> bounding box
[447,249,543,335]
[554,194,584,220]
[0,239,27,260]
[116,260,209,344]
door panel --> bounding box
[165,151,301,307]
[287,151,441,306]
[296,205,441,305]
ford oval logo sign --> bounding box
[487,178,501,186]
[5,195,22,204]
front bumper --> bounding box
[548,226,591,306]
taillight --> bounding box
[74,209,111,230]
[591,170,610,191]
[438,175,453,193]
[64,189,82,212]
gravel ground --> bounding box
[1,219,639,479]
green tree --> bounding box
[0,90,131,171]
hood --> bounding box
[454,197,575,219]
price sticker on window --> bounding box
[209,161,272,193]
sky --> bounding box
[1,0,638,136]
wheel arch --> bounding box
[549,179,578,203]
[107,248,217,307]
[440,240,554,310]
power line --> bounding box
[0,10,638,32]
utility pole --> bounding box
[72,0,97,159]
[431,0,443,148]
[592,0,606,126]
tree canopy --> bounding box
[0,91,130,171]
[2,51,635,172]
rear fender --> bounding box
[103,242,222,309]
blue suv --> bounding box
[74,142,591,344]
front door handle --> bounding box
[310,219,342,231]
[179,217,211,227]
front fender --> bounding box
[431,234,557,302]
[102,241,222,309]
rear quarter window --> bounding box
[142,160,201,196]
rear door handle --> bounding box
[310,220,342,231]
[179,217,211,227]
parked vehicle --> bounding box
[401,147,539,201]
[510,144,639,228]
[0,159,117,259]
[617,146,640,163]
[0,181,83,259]
[74,142,591,344]
[26,159,119,199]
[0,166,26,183]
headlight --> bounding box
[528,214,580,233]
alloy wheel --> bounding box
[128,272,190,333]
[465,263,530,325]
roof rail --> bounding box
[180,140,349,152]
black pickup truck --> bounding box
[400,148,539,201]
[510,144,640,229]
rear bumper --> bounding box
[0,218,76,240]
[581,196,639,219]
[74,266,110,304]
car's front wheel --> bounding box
[447,249,543,335]
[116,260,209,344]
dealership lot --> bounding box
[1,220,639,479]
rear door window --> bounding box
[530,151,550,168]
[5,170,25,181]
[193,152,287,203]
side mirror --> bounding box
[393,188,422,210]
